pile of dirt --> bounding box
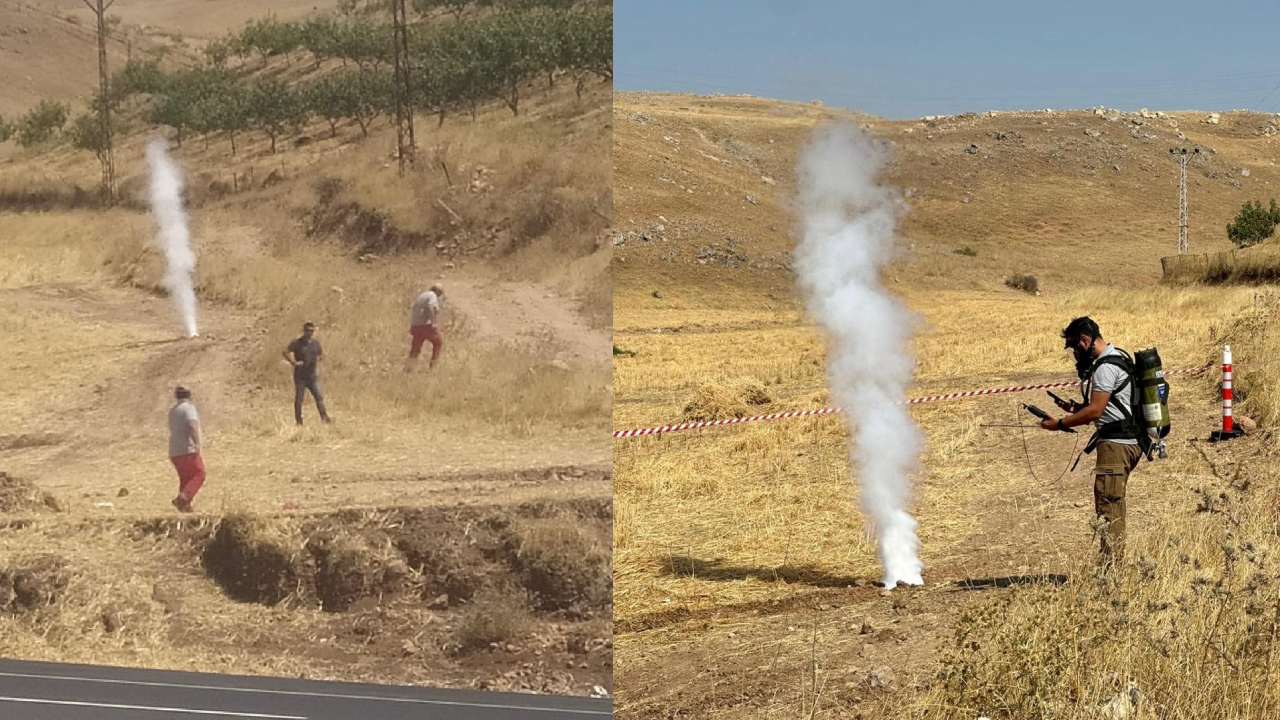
[0,472,63,514]
[308,533,410,612]
[201,515,301,606]
[681,379,774,421]
[0,555,69,613]
[394,530,488,606]
[501,520,611,616]
[305,195,431,256]
[200,504,612,619]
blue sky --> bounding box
[615,0,1280,118]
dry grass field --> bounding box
[0,2,612,698]
[614,92,1280,718]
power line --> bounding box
[1252,78,1280,111]
[615,71,1280,109]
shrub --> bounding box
[1005,274,1039,294]
[16,100,70,147]
[1226,199,1280,248]
[454,592,531,654]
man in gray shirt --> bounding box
[407,283,444,371]
[283,322,330,425]
[168,386,204,513]
[1041,317,1143,567]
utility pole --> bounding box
[390,0,415,176]
[1170,146,1199,255]
[83,0,116,205]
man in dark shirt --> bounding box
[282,322,330,425]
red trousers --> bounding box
[409,324,442,364]
[171,453,206,501]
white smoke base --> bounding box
[793,123,926,588]
[145,138,198,338]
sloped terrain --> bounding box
[0,1,611,698]
[613,92,1280,718]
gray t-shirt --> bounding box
[169,400,201,457]
[411,291,441,326]
[1085,344,1139,445]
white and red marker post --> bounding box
[1211,344,1245,442]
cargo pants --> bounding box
[1094,440,1143,565]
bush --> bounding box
[111,59,166,98]
[1226,199,1280,248]
[0,115,12,144]
[1005,274,1039,294]
[953,245,977,256]
[15,100,70,147]
[454,591,530,654]
[69,110,126,163]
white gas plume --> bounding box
[145,138,198,338]
[793,123,925,588]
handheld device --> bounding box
[1046,391,1075,412]
[1023,403,1076,433]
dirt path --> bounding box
[0,272,609,517]
[446,278,610,367]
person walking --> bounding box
[168,386,205,513]
[407,283,444,371]
[283,322,331,425]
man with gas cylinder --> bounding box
[1040,317,1170,568]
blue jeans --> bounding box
[294,374,329,424]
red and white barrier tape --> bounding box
[613,363,1215,439]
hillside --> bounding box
[613,91,1280,719]
[0,1,145,117]
[615,92,1280,313]
[0,2,612,699]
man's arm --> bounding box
[1045,390,1109,430]
[189,418,202,453]
[282,345,300,366]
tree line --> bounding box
[0,1,611,156]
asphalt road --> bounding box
[0,658,611,719]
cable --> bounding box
[1253,78,1280,111]
[1014,399,1081,488]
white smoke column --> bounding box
[794,123,925,588]
[145,138,198,337]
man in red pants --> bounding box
[168,386,205,513]
[407,283,444,371]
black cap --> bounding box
[175,386,191,399]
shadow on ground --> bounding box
[658,555,865,588]
[951,573,1070,591]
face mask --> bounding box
[1072,341,1093,379]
